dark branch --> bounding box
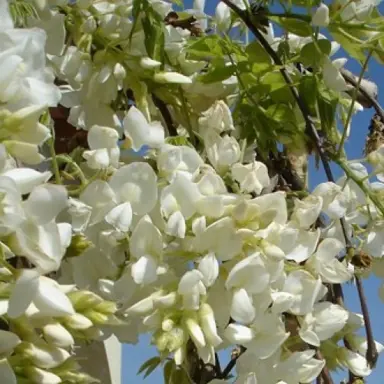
[340,68,384,121]
[355,276,379,367]
[151,93,178,136]
[220,346,246,379]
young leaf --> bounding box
[137,356,161,378]
[163,359,175,384]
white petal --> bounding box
[166,210,186,238]
[230,288,256,325]
[123,106,164,151]
[198,252,219,287]
[178,270,204,294]
[109,162,158,215]
[285,229,321,263]
[0,359,17,384]
[8,269,39,319]
[224,323,255,344]
[0,331,21,354]
[2,169,51,195]
[299,328,321,347]
[24,184,68,224]
[131,255,158,285]
[34,278,75,317]
[316,238,344,263]
[342,349,372,377]
[106,202,132,232]
[129,215,163,259]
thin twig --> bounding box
[220,346,246,379]
[316,350,334,384]
[340,68,384,122]
[355,276,379,367]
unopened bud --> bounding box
[67,291,103,311]
[19,342,70,369]
[198,303,222,347]
[82,17,97,34]
[82,310,109,325]
[162,318,175,332]
[167,327,186,352]
[65,235,93,258]
[63,313,93,330]
[93,300,117,315]
[24,366,61,384]
[184,314,206,349]
[43,323,74,348]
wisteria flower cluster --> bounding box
[1,0,384,383]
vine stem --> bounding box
[338,50,373,156]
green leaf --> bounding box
[163,360,175,384]
[277,18,312,37]
[137,356,161,378]
[261,72,295,104]
[300,40,331,68]
[170,368,190,384]
[317,87,338,133]
[199,64,236,84]
[330,27,366,62]
[245,41,272,65]
[187,35,224,58]
[141,6,165,62]
[265,104,296,123]
[299,76,318,114]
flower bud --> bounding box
[154,331,169,352]
[312,3,330,27]
[174,346,185,366]
[154,72,192,85]
[199,303,223,347]
[20,342,70,369]
[93,300,117,315]
[162,318,175,332]
[64,234,93,258]
[67,291,103,311]
[43,323,74,348]
[0,330,21,355]
[24,366,61,384]
[153,292,177,309]
[82,17,97,33]
[184,314,206,349]
[63,313,93,330]
[167,327,186,352]
[140,57,162,69]
[82,309,110,325]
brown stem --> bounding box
[316,350,334,384]
[340,68,384,121]
[151,93,178,136]
[220,346,246,379]
[355,276,379,367]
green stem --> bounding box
[178,87,196,146]
[337,49,373,156]
[48,137,62,185]
[337,160,384,216]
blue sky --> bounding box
[122,1,384,382]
